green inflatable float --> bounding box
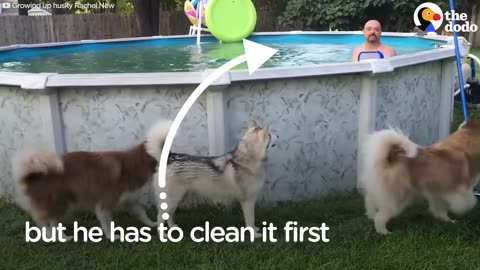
[184,0,257,43]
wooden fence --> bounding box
[0,13,140,46]
[0,11,297,46]
[0,10,477,48]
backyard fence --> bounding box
[0,11,296,46]
[0,13,140,46]
[0,10,478,48]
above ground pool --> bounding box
[0,32,446,73]
[0,31,458,205]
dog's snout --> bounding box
[269,133,278,148]
[267,132,279,148]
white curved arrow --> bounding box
[157,39,277,220]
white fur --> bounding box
[117,180,157,227]
[361,128,420,234]
[361,128,478,234]
[12,148,63,182]
[157,163,266,238]
[458,121,467,130]
[361,129,418,189]
[156,124,276,238]
[145,120,173,161]
[446,189,477,215]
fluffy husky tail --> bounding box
[12,149,64,184]
[10,149,63,213]
[145,119,173,161]
[361,129,419,187]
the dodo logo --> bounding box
[413,2,443,32]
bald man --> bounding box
[351,20,396,62]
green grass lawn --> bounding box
[2,192,480,269]
[471,48,480,71]
[451,103,480,132]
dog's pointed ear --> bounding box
[248,121,257,129]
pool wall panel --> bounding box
[224,76,361,204]
[0,58,456,207]
[59,86,209,156]
[0,87,51,201]
[375,61,443,146]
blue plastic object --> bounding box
[357,50,384,61]
[471,58,476,78]
[449,0,468,121]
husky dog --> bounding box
[361,119,480,235]
[12,120,172,240]
[155,121,278,237]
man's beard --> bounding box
[367,35,377,42]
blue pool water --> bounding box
[0,34,444,74]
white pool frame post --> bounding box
[204,70,231,156]
[356,58,394,192]
[16,72,66,154]
[206,86,228,156]
[357,73,378,193]
[439,58,456,139]
[38,88,66,153]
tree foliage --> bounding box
[278,0,464,32]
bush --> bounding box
[279,0,363,30]
[279,0,453,32]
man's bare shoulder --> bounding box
[351,45,365,61]
[381,44,396,57]
[352,45,366,53]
